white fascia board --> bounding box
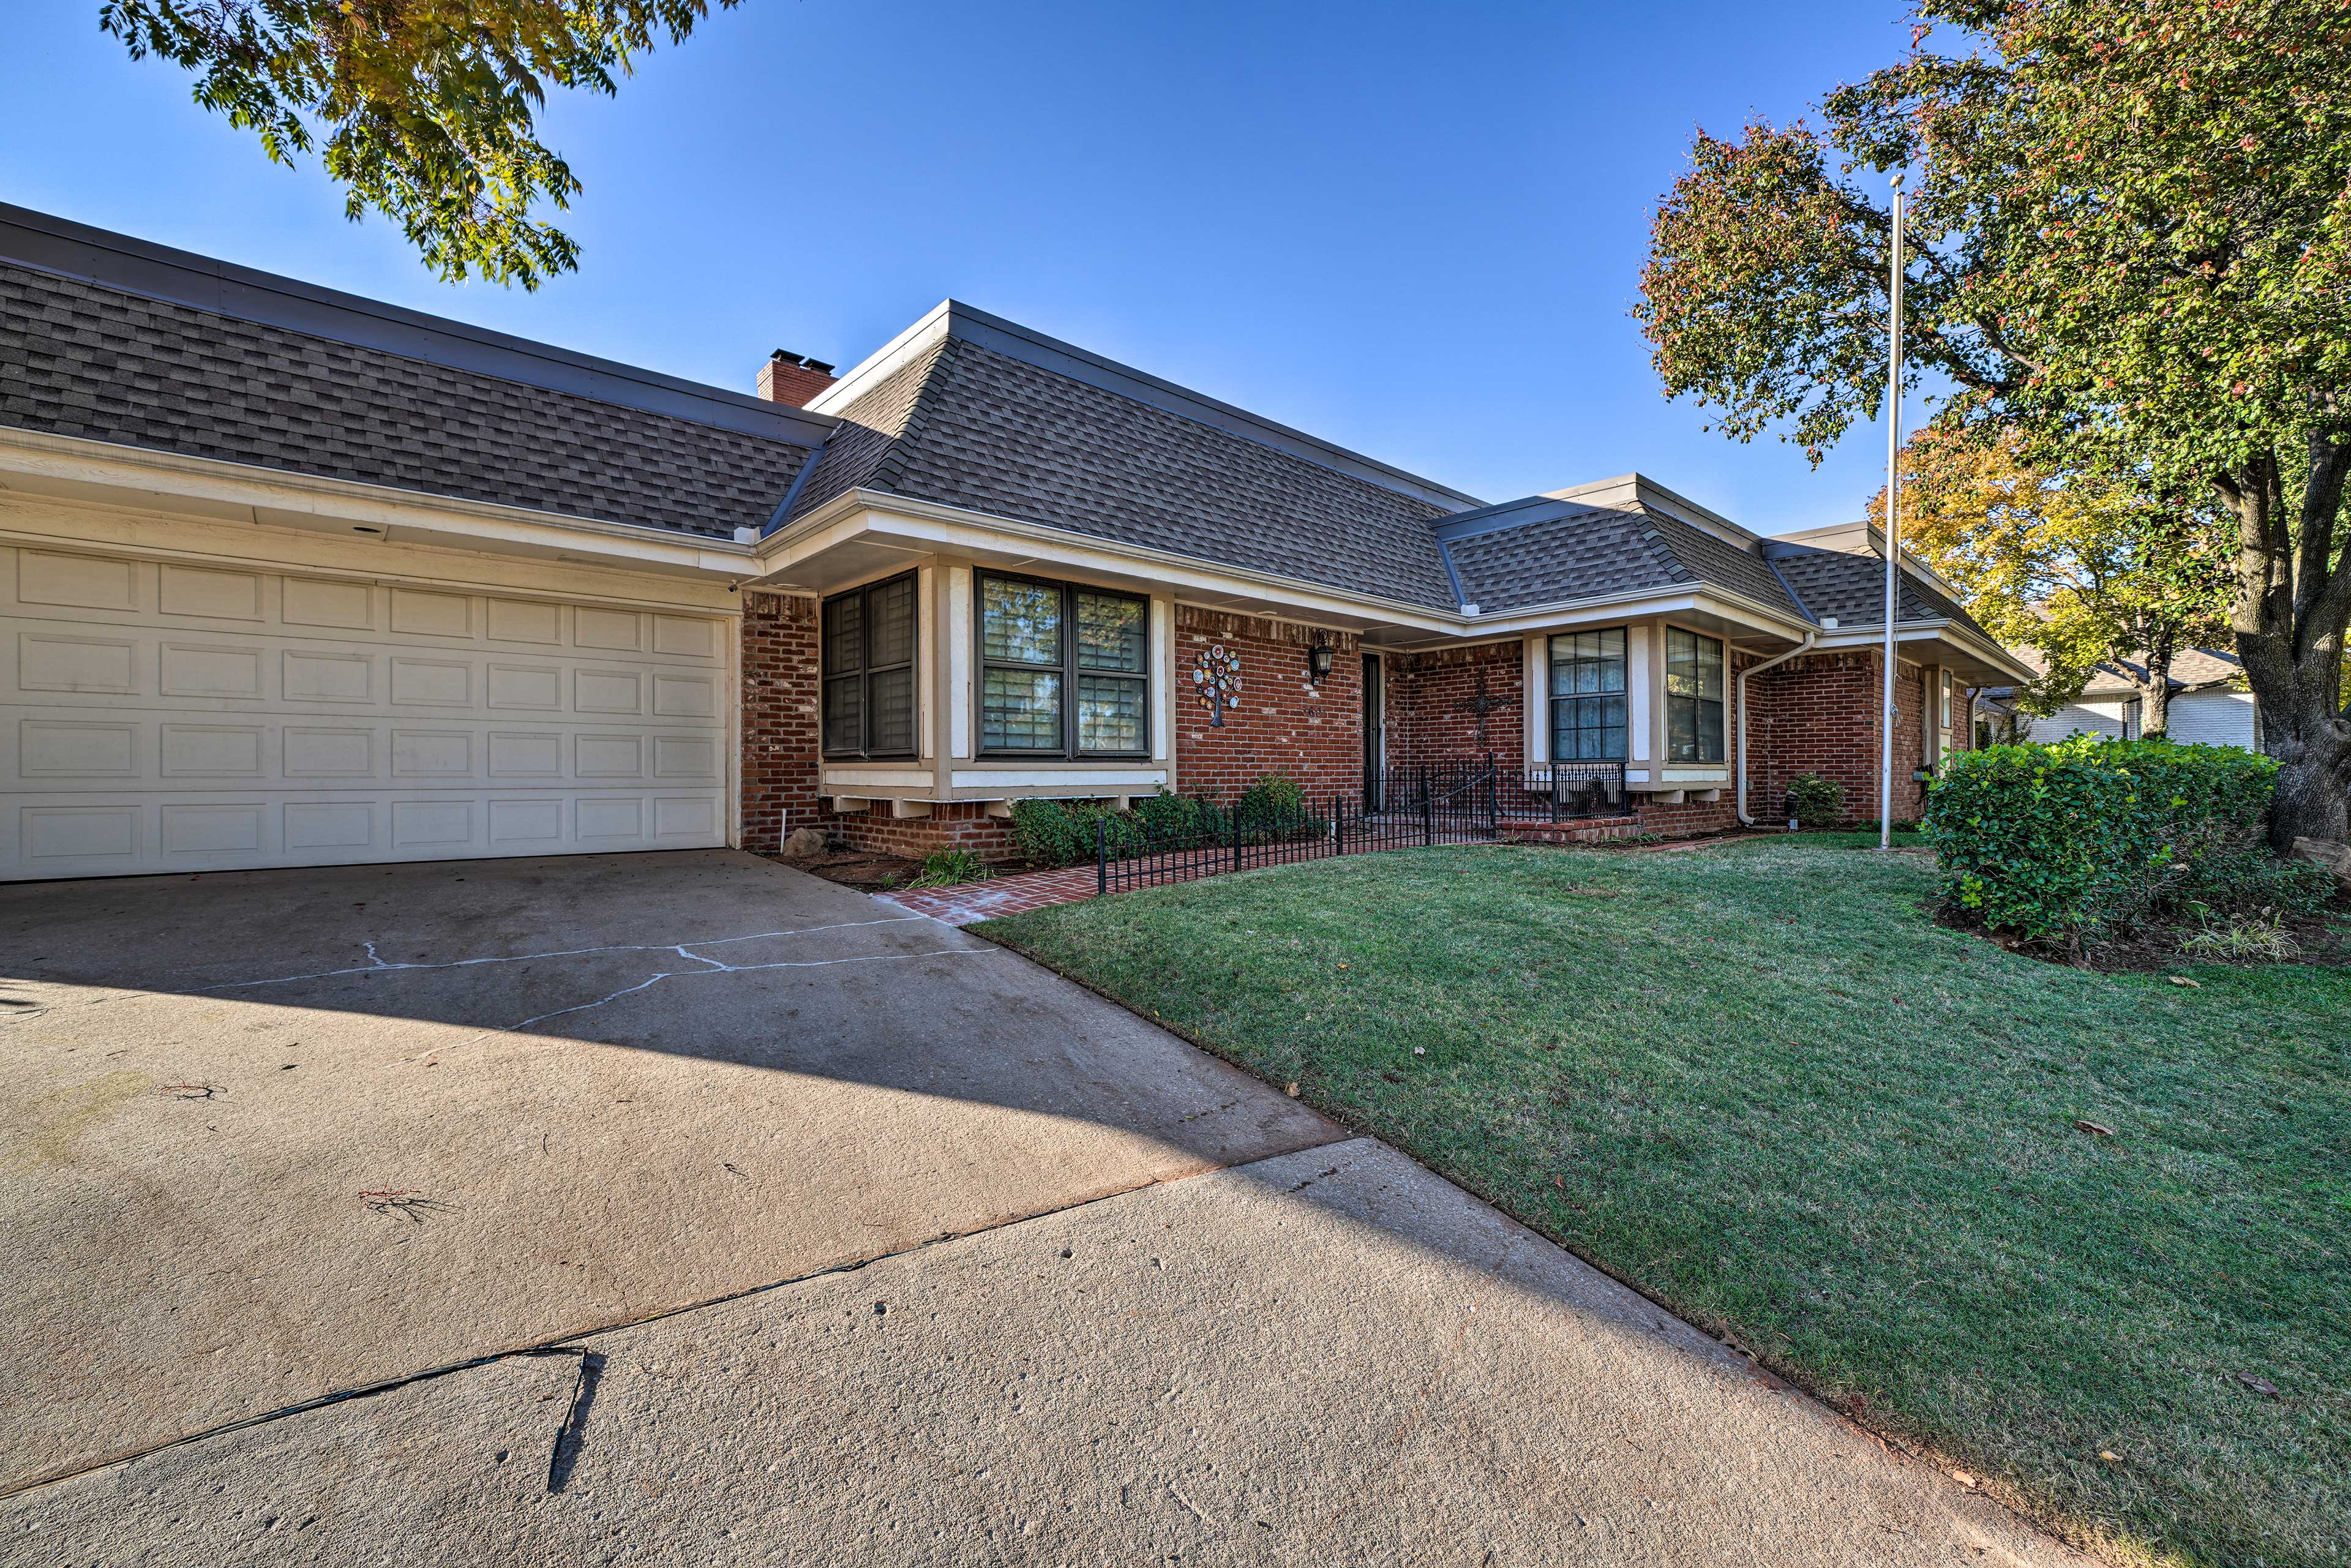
[0,424,756,580]
[757,489,1465,633]
[1814,621,2038,683]
[803,303,953,415]
[757,489,1817,645]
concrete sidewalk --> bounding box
[4,1138,2084,1567]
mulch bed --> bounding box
[1938,904,2351,971]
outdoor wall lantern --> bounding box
[1306,635,1335,685]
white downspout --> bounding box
[1736,631,1818,828]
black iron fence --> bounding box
[1096,789,1490,896]
[1093,756,1631,896]
[1500,759,1629,823]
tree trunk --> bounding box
[2214,435,2351,850]
[2140,629,2173,737]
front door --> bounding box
[1362,653,1384,811]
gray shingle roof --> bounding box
[1436,498,1806,618]
[1767,545,1998,640]
[1,259,814,539]
[789,331,1464,609]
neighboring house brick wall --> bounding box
[1386,639,1526,771]
[1174,606,1361,805]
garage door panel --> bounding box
[3,546,729,879]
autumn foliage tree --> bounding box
[100,0,740,287]
[1875,430,2232,733]
[1636,0,2351,847]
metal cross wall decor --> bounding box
[1453,668,1505,746]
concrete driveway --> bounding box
[0,850,2083,1565]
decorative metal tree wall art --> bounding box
[1192,643,1243,727]
[1453,668,1505,747]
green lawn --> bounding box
[980,839,2350,1568]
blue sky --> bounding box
[2,1,1918,534]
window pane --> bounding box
[1697,636,1725,700]
[1548,646,1576,697]
[869,667,915,754]
[981,578,1062,665]
[822,675,862,753]
[1075,594,1146,674]
[983,667,1062,751]
[1575,658,1599,694]
[1698,699,1725,762]
[823,594,862,677]
[1598,628,1624,658]
[1668,698,1697,760]
[1078,674,1146,752]
[1599,656,1625,693]
[1550,704,1573,759]
[868,576,915,669]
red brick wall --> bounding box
[830,801,1018,858]
[1744,650,1939,826]
[1174,606,1362,806]
[1386,639,1526,770]
[740,590,823,855]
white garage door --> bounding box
[1,546,730,880]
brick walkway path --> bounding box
[877,864,1103,926]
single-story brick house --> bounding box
[0,205,2030,880]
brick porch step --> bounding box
[1497,815,1644,845]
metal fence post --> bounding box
[1096,814,1108,896]
[1422,784,1433,846]
[1232,797,1242,874]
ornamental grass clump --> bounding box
[1922,737,2285,951]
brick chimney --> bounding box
[757,349,838,407]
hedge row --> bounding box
[1008,776,1319,868]
[1922,737,2290,948]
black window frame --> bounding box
[820,570,920,760]
[1663,625,1727,763]
[1546,627,1629,763]
[974,570,1152,760]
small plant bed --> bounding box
[763,847,921,893]
[978,839,2350,1568]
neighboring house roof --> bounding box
[1992,645,2248,700]
[0,204,830,541]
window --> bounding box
[1548,629,1627,761]
[2121,695,2143,741]
[1664,628,1725,762]
[978,572,1149,757]
[821,572,917,758]
[1939,669,1955,730]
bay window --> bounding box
[978,572,1149,757]
[822,572,917,758]
[1665,627,1725,762]
[1548,628,1627,760]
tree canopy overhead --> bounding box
[100,0,740,288]
[1637,0,2351,846]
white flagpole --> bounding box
[1880,174,1905,853]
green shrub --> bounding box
[1922,737,2281,949]
[1008,799,1081,866]
[903,848,993,889]
[1235,772,1306,823]
[1133,789,1206,841]
[1785,772,1843,830]
[1008,797,1151,866]
[2173,844,2338,920]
